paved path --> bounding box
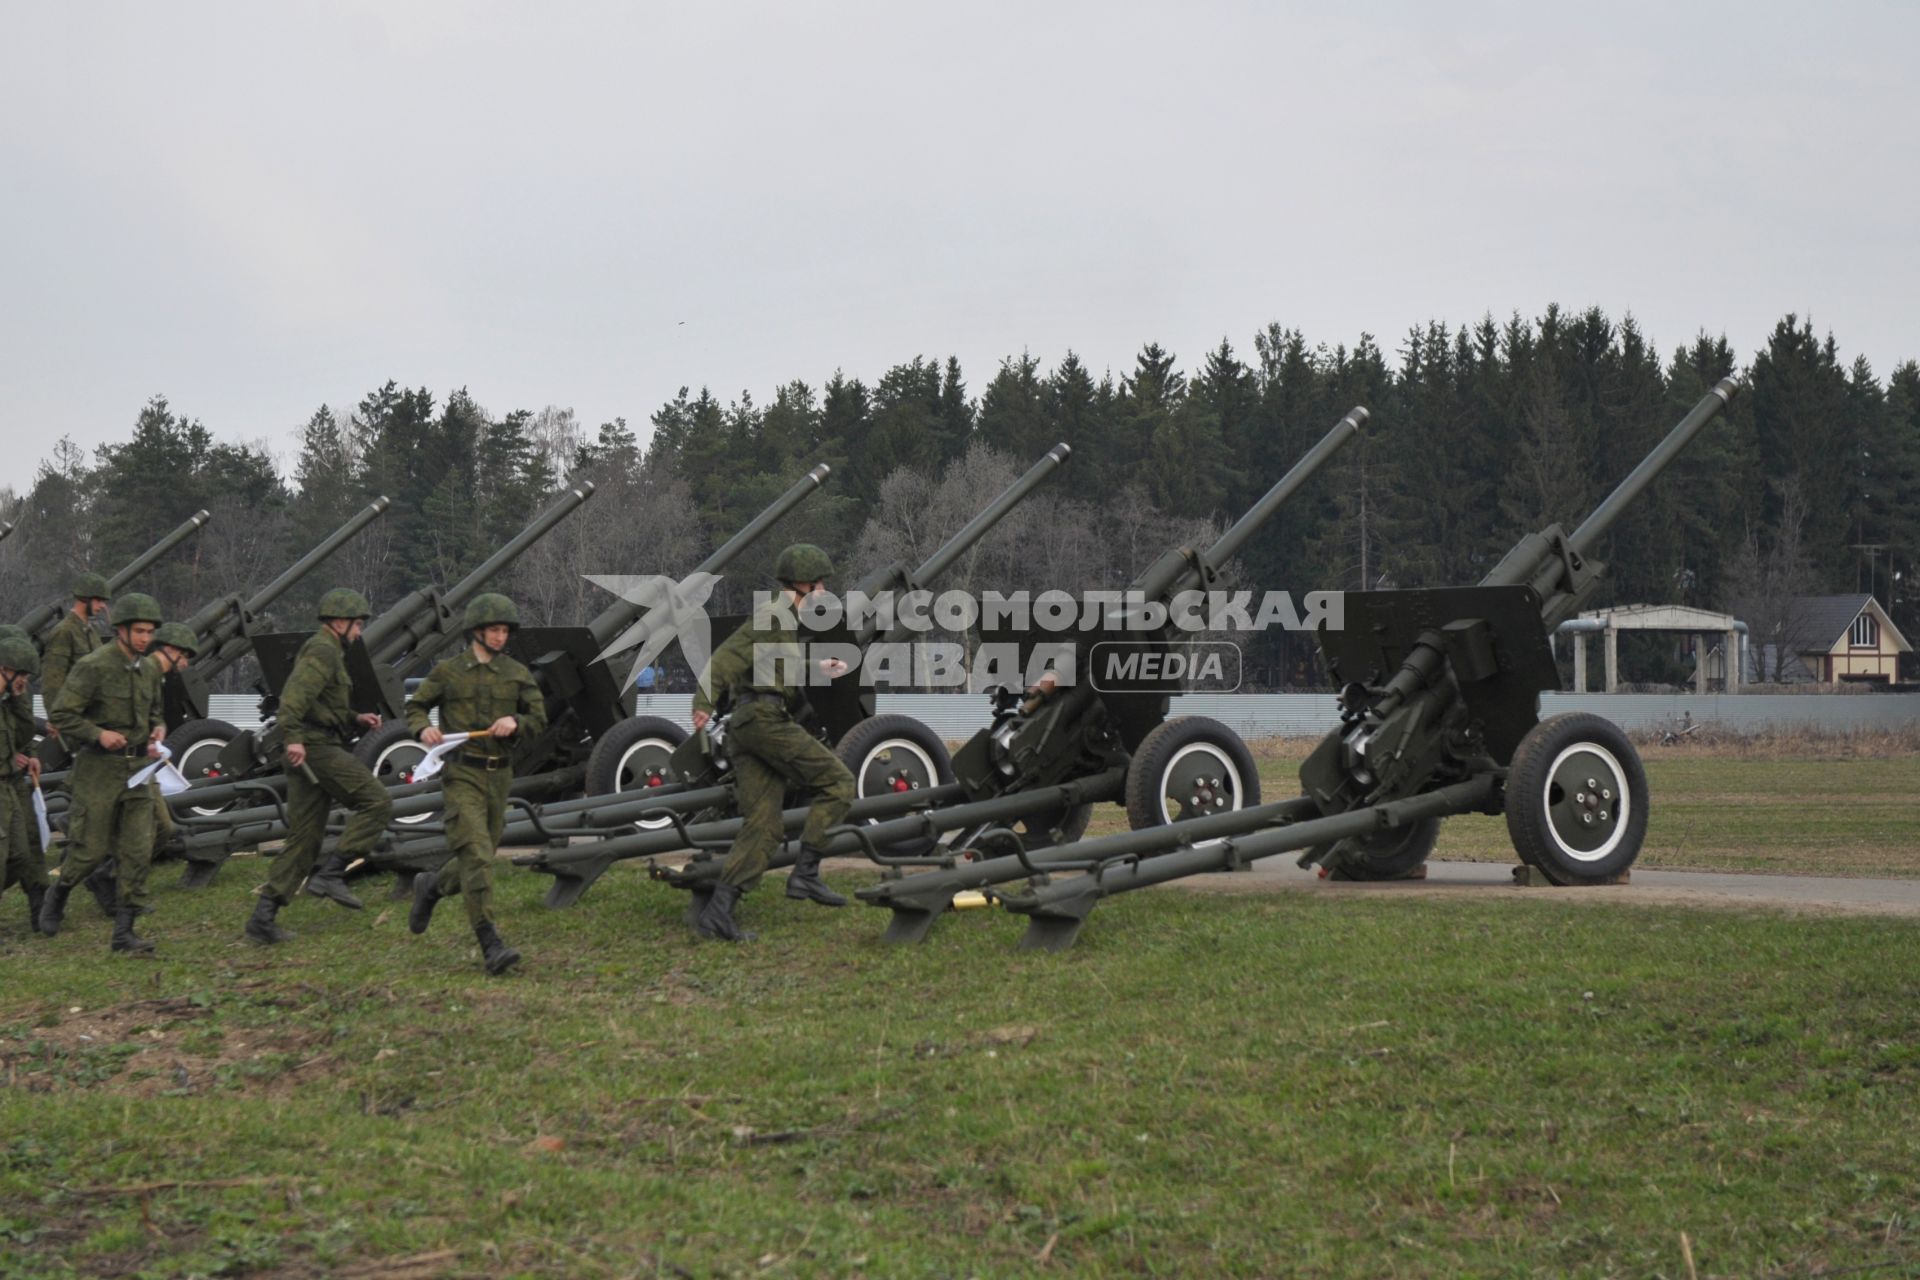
[1163,858,1920,918]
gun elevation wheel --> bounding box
[833,715,955,858]
[586,717,691,829]
[167,718,243,817]
[1329,818,1442,880]
[1126,716,1260,830]
[353,721,436,826]
[1505,712,1647,884]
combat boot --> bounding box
[694,882,756,942]
[304,853,363,910]
[785,845,847,907]
[25,886,46,935]
[83,862,118,917]
[36,880,72,937]
[243,893,295,946]
[474,921,521,975]
[110,904,155,955]
[408,870,441,935]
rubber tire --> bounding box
[585,716,689,797]
[167,718,243,817]
[832,715,956,859]
[1505,712,1648,885]
[1331,818,1442,880]
[352,721,438,827]
[1124,716,1261,831]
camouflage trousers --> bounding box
[721,707,854,893]
[265,743,394,903]
[58,751,156,910]
[427,759,511,928]
[1,781,49,894]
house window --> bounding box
[1849,613,1879,648]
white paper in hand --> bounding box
[154,762,192,796]
[31,785,51,850]
[127,743,172,789]
[408,732,472,783]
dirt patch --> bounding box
[1,995,335,1098]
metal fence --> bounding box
[85,690,1917,739]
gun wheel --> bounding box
[168,718,242,817]
[587,717,690,830]
[353,721,436,826]
[833,715,955,858]
[1505,712,1647,884]
[1126,716,1260,830]
[1329,818,1441,880]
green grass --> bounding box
[1085,753,1920,878]
[4,863,1920,1278]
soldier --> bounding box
[245,590,393,945]
[404,594,545,975]
[688,542,856,942]
[38,592,167,952]
[40,572,119,915]
[41,571,109,711]
[0,636,49,931]
[141,621,206,871]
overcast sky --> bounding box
[2,0,1915,474]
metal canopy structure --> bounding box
[1559,603,1742,693]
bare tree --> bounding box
[1725,476,1822,682]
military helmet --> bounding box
[71,571,111,601]
[317,588,373,621]
[0,636,39,677]
[463,593,521,631]
[109,592,164,627]
[0,624,28,646]
[153,622,200,656]
[773,543,834,584]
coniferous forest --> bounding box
[4,307,1915,689]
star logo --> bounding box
[583,573,724,699]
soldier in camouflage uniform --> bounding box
[39,593,167,953]
[41,572,109,712]
[688,543,856,942]
[405,594,546,975]
[140,622,201,871]
[0,636,49,931]
[245,590,393,945]
[40,572,117,915]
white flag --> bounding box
[408,732,472,783]
[127,743,172,789]
[30,784,50,850]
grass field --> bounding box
[1082,746,1920,879]
[5,853,1920,1278]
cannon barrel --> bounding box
[185,496,393,682]
[108,510,212,594]
[891,445,1069,601]
[16,509,212,638]
[0,521,12,545]
[364,480,596,664]
[1136,408,1365,603]
[1568,377,1740,558]
[586,465,829,653]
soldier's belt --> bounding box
[87,741,149,758]
[458,751,512,770]
[733,690,792,710]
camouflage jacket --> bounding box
[278,627,358,747]
[691,603,806,719]
[405,649,546,763]
[49,642,164,747]
[41,610,102,709]
[0,683,28,779]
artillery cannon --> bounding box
[459,443,1076,906]
[516,412,1356,912]
[32,498,392,800]
[15,510,212,642]
[853,378,1741,949]
[162,481,596,884]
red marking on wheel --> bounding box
[891,778,910,792]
